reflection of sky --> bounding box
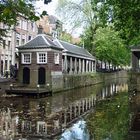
[60,120,90,140]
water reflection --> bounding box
[86,91,129,140]
[0,78,128,139]
[60,120,90,140]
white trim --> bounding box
[62,52,96,61]
[42,35,51,46]
[51,71,62,75]
[53,38,64,49]
[131,49,140,52]
[37,52,47,64]
[21,53,32,64]
[18,48,62,53]
[54,53,59,64]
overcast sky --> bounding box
[35,0,82,37]
[35,0,58,16]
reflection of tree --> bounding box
[86,92,129,140]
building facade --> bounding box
[0,16,38,77]
[18,34,63,88]
[17,34,96,89]
[36,15,63,38]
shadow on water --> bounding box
[0,78,129,140]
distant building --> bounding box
[131,45,140,71]
[36,15,63,38]
[0,15,38,77]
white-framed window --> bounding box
[22,20,27,30]
[22,121,31,132]
[22,53,31,64]
[16,19,22,28]
[37,121,47,134]
[54,53,59,64]
[37,52,47,64]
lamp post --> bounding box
[37,84,40,93]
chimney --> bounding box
[38,25,43,34]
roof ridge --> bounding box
[53,38,64,49]
[60,40,81,48]
[41,34,51,46]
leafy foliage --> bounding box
[92,0,140,46]
[58,0,140,65]
[0,0,37,26]
[94,27,129,66]
[86,92,130,140]
[0,0,51,38]
[60,31,72,43]
[56,0,96,34]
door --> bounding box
[38,67,46,85]
[23,67,30,84]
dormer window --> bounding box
[37,52,47,64]
[22,53,31,64]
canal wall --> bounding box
[0,71,128,95]
[0,79,16,95]
[52,70,128,92]
[129,72,140,92]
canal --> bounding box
[0,77,129,140]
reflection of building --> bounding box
[0,80,128,139]
[0,108,18,139]
[0,16,38,77]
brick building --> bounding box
[17,33,96,88]
[36,15,63,38]
[0,16,38,77]
[18,34,63,88]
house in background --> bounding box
[36,15,63,38]
[53,39,96,74]
[0,15,38,77]
[131,45,140,72]
[17,33,96,89]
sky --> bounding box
[35,0,82,37]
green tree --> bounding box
[60,31,72,43]
[57,0,117,55]
[57,0,101,52]
[94,27,129,67]
[0,0,51,38]
[92,0,140,46]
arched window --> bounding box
[38,67,46,85]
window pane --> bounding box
[37,53,47,63]
[22,53,31,64]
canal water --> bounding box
[0,78,128,140]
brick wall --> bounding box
[18,50,62,88]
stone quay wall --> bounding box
[52,70,128,92]
[0,71,128,95]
